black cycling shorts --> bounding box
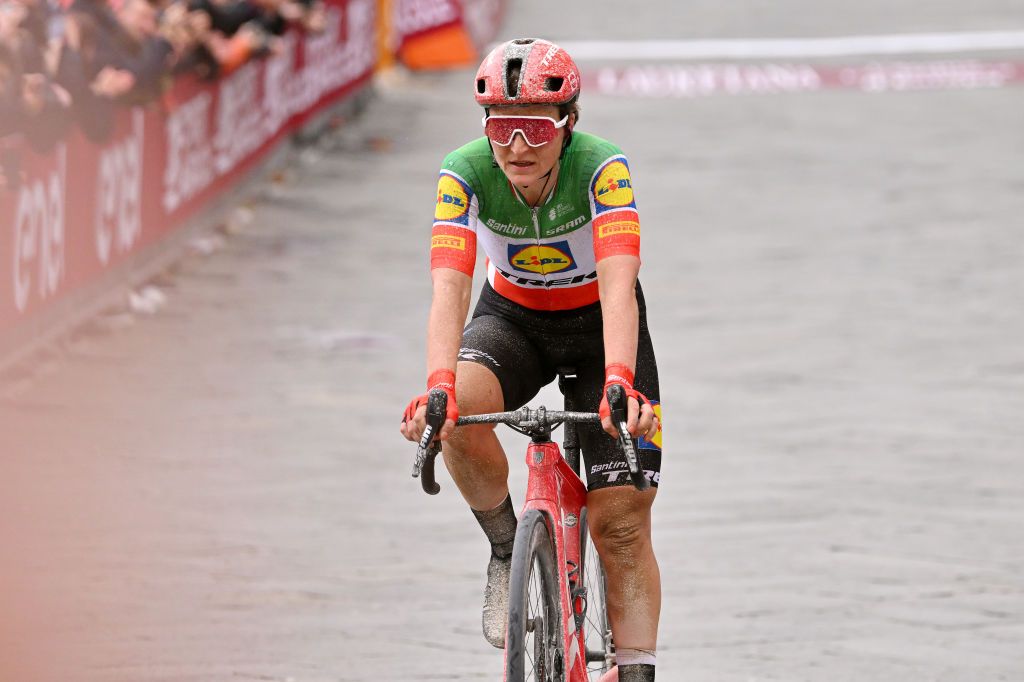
[458,282,662,491]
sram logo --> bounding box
[507,240,576,275]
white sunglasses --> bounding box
[481,115,570,147]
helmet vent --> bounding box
[477,78,486,94]
[505,59,523,97]
[512,39,534,45]
[544,77,563,92]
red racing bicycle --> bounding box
[412,371,649,682]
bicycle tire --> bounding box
[506,509,565,682]
[579,510,613,678]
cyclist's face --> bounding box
[489,104,565,188]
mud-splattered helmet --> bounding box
[474,38,581,108]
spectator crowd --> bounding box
[1,0,327,187]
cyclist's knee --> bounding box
[446,422,496,457]
[588,491,654,561]
[592,516,648,562]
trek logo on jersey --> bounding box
[598,220,640,239]
[507,240,577,275]
[592,158,636,212]
[435,173,472,225]
[431,235,466,251]
[638,400,663,451]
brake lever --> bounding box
[606,384,651,491]
[412,389,447,495]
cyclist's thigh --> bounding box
[459,314,552,410]
[572,325,662,491]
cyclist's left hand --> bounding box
[599,364,659,440]
[601,395,658,441]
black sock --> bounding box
[471,495,517,559]
[618,663,655,681]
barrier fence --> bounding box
[0,0,506,358]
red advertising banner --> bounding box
[0,0,377,341]
[390,0,506,69]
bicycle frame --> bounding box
[503,436,591,680]
[411,382,645,680]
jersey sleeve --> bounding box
[588,154,641,262]
[430,157,479,276]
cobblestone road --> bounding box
[3,2,1024,680]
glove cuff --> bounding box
[604,363,634,388]
[427,368,456,392]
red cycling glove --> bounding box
[402,368,459,426]
[598,363,649,423]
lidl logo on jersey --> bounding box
[507,241,577,275]
[638,400,663,451]
[592,159,636,211]
[435,173,472,225]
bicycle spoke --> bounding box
[580,532,611,679]
[528,555,546,680]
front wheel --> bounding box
[506,509,564,682]
[580,509,613,679]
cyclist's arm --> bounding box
[417,266,471,440]
[597,255,657,440]
[427,267,472,378]
[597,254,640,375]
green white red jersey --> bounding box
[430,132,641,311]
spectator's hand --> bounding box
[21,73,50,113]
[50,82,72,108]
[91,67,136,98]
[63,13,82,50]
[158,3,193,51]
[302,3,326,33]
[0,3,27,39]
[238,22,274,55]
[186,10,211,39]
[278,1,304,22]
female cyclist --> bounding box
[400,38,663,682]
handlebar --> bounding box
[411,385,651,494]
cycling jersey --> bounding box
[430,132,641,311]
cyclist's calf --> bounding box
[587,487,660,649]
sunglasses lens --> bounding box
[484,117,557,146]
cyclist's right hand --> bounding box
[399,369,459,443]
